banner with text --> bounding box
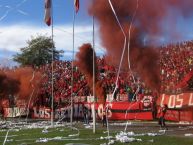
[30,102,153,120]
[157,93,193,122]
[3,107,27,118]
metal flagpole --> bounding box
[51,0,54,127]
[71,3,76,128]
[92,15,96,133]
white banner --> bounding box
[4,107,27,118]
[32,104,91,119]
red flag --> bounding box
[74,0,79,13]
[44,0,51,26]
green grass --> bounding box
[0,125,192,145]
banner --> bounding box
[32,103,92,120]
[157,93,193,122]
[106,94,128,102]
[97,102,153,120]
[30,101,153,120]
[32,107,51,119]
[3,107,27,118]
[175,69,193,89]
[157,93,193,109]
[160,108,193,122]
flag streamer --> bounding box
[44,0,51,26]
[128,0,139,84]
[108,0,127,99]
[74,0,80,13]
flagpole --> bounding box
[92,15,96,134]
[71,3,76,128]
[51,0,54,127]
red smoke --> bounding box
[0,67,41,101]
[89,0,193,91]
[74,43,97,84]
[74,43,105,103]
[0,71,20,97]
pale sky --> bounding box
[0,0,104,65]
[1,0,193,66]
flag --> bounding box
[44,0,51,26]
[74,0,79,13]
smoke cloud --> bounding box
[0,67,41,101]
[0,71,20,97]
[89,0,193,91]
[74,43,105,103]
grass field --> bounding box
[0,122,193,145]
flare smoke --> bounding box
[75,43,105,103]
[89,0,193,91]
[0,67,41,100]
[0,71,20,97]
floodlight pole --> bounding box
[70,5,76,128]
[51,0,54,127]
[92,15,96,134]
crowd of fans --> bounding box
[36,57,148,106]
[37,60,89,107]
[1,41,192,107]
[36,40,193,106]
[160,41,193,93]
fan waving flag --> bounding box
[44,0,51,26]
[74,0,80,13]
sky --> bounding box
[1,0,193,67]
[0,0,104,66]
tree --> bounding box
[13,35,60,67]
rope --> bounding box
[108,0,127,100]
[3,129,10,145]
[108,0,141,137]
[128,0,140,101]
[127,0,139,84]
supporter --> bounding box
[83,106,89,124]
[102,109,107,127]
[158,104,168,130]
